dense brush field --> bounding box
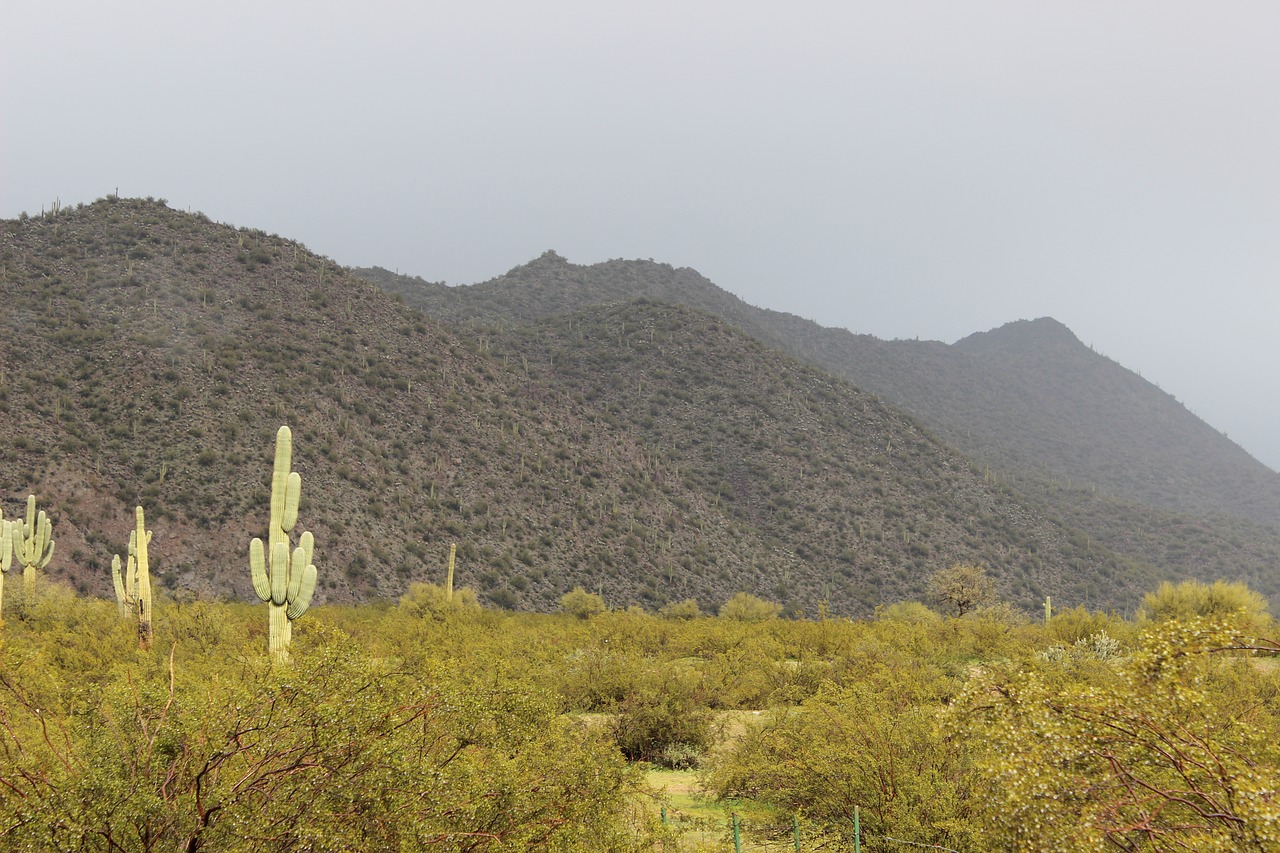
[2,579,1279,851]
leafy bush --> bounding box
[561,586,608,619]
[928,562,995,616]
[876,600,941,623]
[612,665,713,767]
[658,597,702,619]
[0,602,656,851]
[1138,578,1271,630]
[398,581,480,618]
[951,617,1280,851]
[719,592,780,622]
[703,679,979,850]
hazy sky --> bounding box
[5,2,1279,470]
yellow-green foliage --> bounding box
[1138,578,1272,631]
[875,600,941,623]
[0,599,656,851]
[561,586,607,619]
[658,598,702,620]
[5,575,1280,850]
[718,592,780,622]
[927,561,995,616]
[703,675,978,851]
[398,581,480,618]
[950,616,1280,850]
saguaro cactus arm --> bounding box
[286,563,317,621]
[1,520,11,572]
[112,554,127,615]
[249,538,270,600]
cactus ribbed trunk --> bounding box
[0,516,8,624]
[135,506,153,649]
[269,603,291,663]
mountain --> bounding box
[357,254,1280,523]
[355,255,1280,600]
[0,199,765,613]
[5,199,1275,617]
[2,196,1171,616]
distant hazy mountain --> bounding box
[357,254,1280,527]
[356,255,1280,606]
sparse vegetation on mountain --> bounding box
[7,198,1279,623]
[357,254,1280,610]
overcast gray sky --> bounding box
[5,1,1279,470]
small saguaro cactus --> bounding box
[250,426,318,663]
[0,517,13,623]
[14,494,54,600]
[112,507,154,647]
[446,542,456,603]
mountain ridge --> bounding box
[2,196,1186,616]
[355,256,1280,526]
[4,198,1276,617]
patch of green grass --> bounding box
[646,769,799,851]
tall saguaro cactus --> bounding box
[134,507,153,647]
[111,507,153,647]
[111,504,153,617]
[14,495,54,601]
[250,426,318,663]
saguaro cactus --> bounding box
[446,542,456,603]
[250,426,318,663]
[134,506,153,647]
[14,495,54,600]
[112,508,154,646]
[0,517,13,623]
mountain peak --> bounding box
[532,249,569,266]
[952,317,1080,354]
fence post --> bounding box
[793,812,801,852]
[854,806,861,853]
[732,813,742,853]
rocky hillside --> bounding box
[0,197,1164,616]
[357,254,1280,525]
[356,255,1280,606]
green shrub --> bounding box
[659,597,702,619]
[876,600,941,623]
[612,665,713,767]
[561,586,608,619]
[1138,579,1271,631]
[719,592,780,622]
